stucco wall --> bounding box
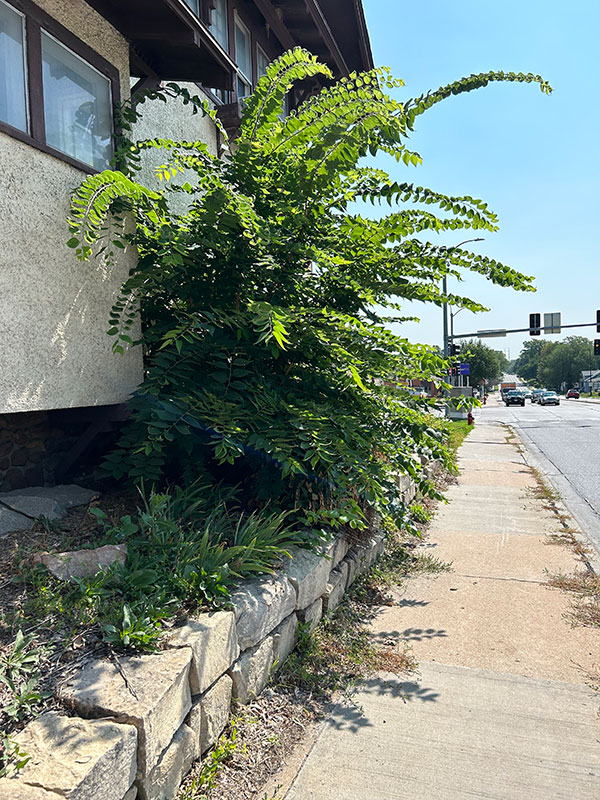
[0,0,141,414]
[132,84,220,206]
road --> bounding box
[483,393,600,559]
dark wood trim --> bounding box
[304,0,348,75]
[253,0,295,50]
[0,0,121,172]
[25,17,45,143]
[0,121,101,174]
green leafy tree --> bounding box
[537,336,599,390]
[514,339,545,382]
[460,340,503,386]
[67,49,550,528]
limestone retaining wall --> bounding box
[0,510,407,799]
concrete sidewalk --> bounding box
[282,421,600,799]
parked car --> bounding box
[531,390,545,403]
[539,391,560,406]
[566,389,580,399]
[505,390,525,407]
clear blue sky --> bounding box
[362,0,599,361]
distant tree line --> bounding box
[514,336,600,390]
[458,340,509,387]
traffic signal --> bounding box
[596,310,600,333]
[595,340,600,356]
[529,313,541,335]
[450,343,460,356]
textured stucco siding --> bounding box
[0,0,141,413]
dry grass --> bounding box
[547,571,600,628]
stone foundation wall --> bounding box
[0,487,418,799]
[0,411,78,491]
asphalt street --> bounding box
[483,395,600,559]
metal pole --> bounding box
[442,275,449,357]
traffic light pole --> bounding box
[449,321,600,341]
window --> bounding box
[256,45,269,80]
[184,0,200,14]
[234,15,251,98]
[210,0,228,51]
[41,32,113,170]
[0,0,28,132]
[0,0,118,171]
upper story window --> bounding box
[256,45,269,80]
[184,0,200,14]
[210,0,228,51]
[234,14,251,98]
[0,0,28,132]
[0,0,118,171]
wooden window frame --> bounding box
[0,0,120,173]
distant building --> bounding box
[580,370,600,393]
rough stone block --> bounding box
[322,562,349,616]
[231,573,296,650]
[271,613,298,670]
[168,611,239,695]
[33,544,127,582]
[138,722,198,800]
[0,507,34,537]
[59,649,192,777]
[344,553,360,588]
[189,673,233,754]
[0,712,137,800]
[282,546,331,609]
[328,536,349,569]
[122,788,138,800]
[0,783,59,799]
[297,597,322,633]
[229,637,274,704]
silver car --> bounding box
[539,391,560,406]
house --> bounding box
[0,0,373,490]
[580,370,600,393]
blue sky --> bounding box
[362,0,599,360]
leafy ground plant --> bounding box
[68,48,550,534]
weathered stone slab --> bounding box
[0,484,98,511]
[0,782,59,799]
[231,572,296,650]
[138,722,198,800]
[122,788,138,800]
[229,637,274,704]
[328,536,349,569]
[297,597,322,633]
[33,544,127,582]
[282,546,331,609]
[344,553,360,588]
[0,507,34,537]
[0,712,136,800]
[188,673,233,754]
[322,562,349,615]
[168,611,239,695]
[271,613,298,670]
[59,649,192,777]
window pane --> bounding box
[237,76,250,98]
[234,18,251,81]
[0,0,28,132]
[256,47,269,79]
[41,31,113,169]
[210,0,228,51]
[184,0,199,14]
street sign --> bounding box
[529,312,541,336]
[459,363,470,375]
[477,329,507,338]
[544,312,561,334]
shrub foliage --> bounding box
[68,49,550,529]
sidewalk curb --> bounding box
[504,421,600,574]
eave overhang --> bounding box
[86,0,237,86]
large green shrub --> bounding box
[68,49,549,529]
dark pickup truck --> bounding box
[505,390,525,407]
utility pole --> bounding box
[442,237,484,358]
